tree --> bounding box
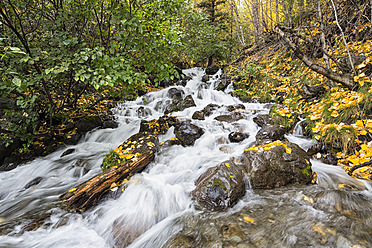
[0,0,185,151]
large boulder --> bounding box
[174,121,204,146]
[75,115,103,134]
[165,95,196,114]
[191,160,246,211]
[168,88,184,101]
[255,124,286,141]
[242,140,313,189]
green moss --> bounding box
[300,165,311,177]
[101,150,125,171]
[212,178,227,190]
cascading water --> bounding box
[1,68,372,248]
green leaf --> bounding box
[12,77,22,87]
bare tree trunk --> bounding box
[317,0,330,69]
[330,0,356,74]
[251,0,261,43]
[275,26,355,89]
[230,0,246,46]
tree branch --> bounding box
[275,25,355,89]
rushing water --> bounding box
[1,68,372,248]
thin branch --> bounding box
[329,0,356,75]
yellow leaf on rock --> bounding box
[313,224,326,236]
[225,163,230,167]
[243,216,255,224]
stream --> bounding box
[1,68,372,247]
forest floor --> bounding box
[226,37,372,182]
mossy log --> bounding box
[59,132,159,212]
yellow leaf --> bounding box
[313,224,326,236]
[331,110,339,118]
[225,163,230,167]
[243,216,255,224]
[285,147,292,153]
[147,142,155,147]
[125,154,134,159]
[68,188,77,193]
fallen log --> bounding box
[59,131,159,212]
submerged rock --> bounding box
[255,125,286,141]
[191,160,245,211]
[242,140,313,189]
[174,121,204,146]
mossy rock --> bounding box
[191,160,245,211]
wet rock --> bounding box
[164,234,195,248]
[192,110,205,120]
[202,103,219,117]
[216,136,229,144]
[320,154,338,165]
[24,177,43,189]
[168,88,184,101]
[255,125,286,141]
[242,140,313,189]
[202,75,210,82]
[191,160,245,211]
[215,74,232,91]
[215,112,244,123]
[60,148,75,158]
[177,75,192,86]
[174,121,204,146]
[205,64,220,75]
[314,190,371,217]
[307,142,324,156]
[102,120,118,129]
[137,106,152,118]
[165,95,196,114]
[253,114,274,127]
[75,115,103,134]
[139,116,178,135]
[221,223,246,244]
[162,138,183,147]
[226,104,245,112]
[228,132,249,143]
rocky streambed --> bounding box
[0,68,372,248]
